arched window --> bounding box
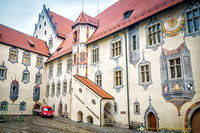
[57,59,62,76]
[57,81,61,96]
[10,80,19,102]
[35,72,42,84]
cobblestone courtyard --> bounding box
[0,116,138,133]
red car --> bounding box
[40,106,54,117]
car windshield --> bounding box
[43,108,53,111]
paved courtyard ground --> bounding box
[0,115,139,133]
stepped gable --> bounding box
[87,0,183,44]
[74,75,114,99]
[72,12,98,28]
[49,11,74,38]
[46,32,73,63]
[0,24,49,56]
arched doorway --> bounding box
[33,102,42,115]
[58,103,62,116]
[77,111,83,122]
[191,108,200,133]
[104,103,112,125]
[86,116,93,124]
[147,112,157,132]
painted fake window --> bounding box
[168,57,182,79]
[111,40,121,57]
[147,23,162,46]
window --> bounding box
[63,81,67,94]
[39,25,41,29]
[140,65,150,83]
[67,58,72,72]
[147,23,162,46]
[51,83,55,96]
[57,59,62,76]
[19,102,26,111]
[185,7,200,33]
[114,70,122,86]
[124,10,133,20]
[73,30,78,43]
[57,82,61,96]
[36,56,43,68]
[35,73,42,84]
[132,35,137,51]
[42,15,44,19]
[134,101,140,115]
[114,102,118,114]
[0,62,7,81]
[79,88,82,93]
[65,104,67,112]
[96,74,102,87]
[49,37,53,49]
[9,48,18,63]
[22,70,30,83]
[169,58,182,79]
[46,84,50,98]
[44,30,47,35]
[10,80,19,101]
[92,99,96,105]
[22,52,30,65]
[49,63,53,78]
[80,52,85,63]
[53,105,55,111]
[73,54,77,64]
[44,22,46,26]
[92,48,99,63]
[0,101,8,111]
[33,85,40,102]
[111,40,121,57]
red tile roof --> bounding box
[46,32,73,63]
[87,0,183,44]
[73,12,98,27]
[74,75,113,99]
[0,24,49,56]
[49,11,74,38]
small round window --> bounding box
[79,88,82,93]
[92,99,96,105]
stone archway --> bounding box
[86,115,93,124]
[32,102,42,115]
[103,102,112,125]
[77,111,83,122]
[147,112,157,132]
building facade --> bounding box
[0,0,200,132]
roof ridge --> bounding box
[49,10,74,23]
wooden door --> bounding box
[59,104,62,115]
[191,108,200,133]
[148,112,157,132]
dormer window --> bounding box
[124,10,133,20]
[28,40,35,47]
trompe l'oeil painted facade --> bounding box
[0,0,200,132]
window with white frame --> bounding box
[63,81,67,94]
[114,70,122,86]
[49,37,53,49]
[92,48,99,63]
[140,64,150,83]
[57,82,61,96]
[67,58,72,72]
[22,70,30,83]
[35,73,42,84]
[36,56,43,68]
[96,74,102,87]
[147,23,162,46]
[169,57,182,79]
[22,52,30,65]
[0,62,7,80]
[9,48,18,63]
[185,6,200,34]
[111,40,121,57]
[57,59,62,76]
[49,63,53,78]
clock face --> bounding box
[162,13,184,36]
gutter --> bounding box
[122,29,131,128]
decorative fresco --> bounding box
[162,11,184,37]
[160,42,195,116]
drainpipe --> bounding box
[100,99,103,126]
[122,29,131,128]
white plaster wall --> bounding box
[0,43,48,114]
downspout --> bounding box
[123,29,130,128]
[100,99,103,126]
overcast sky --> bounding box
[0,0,118,36]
